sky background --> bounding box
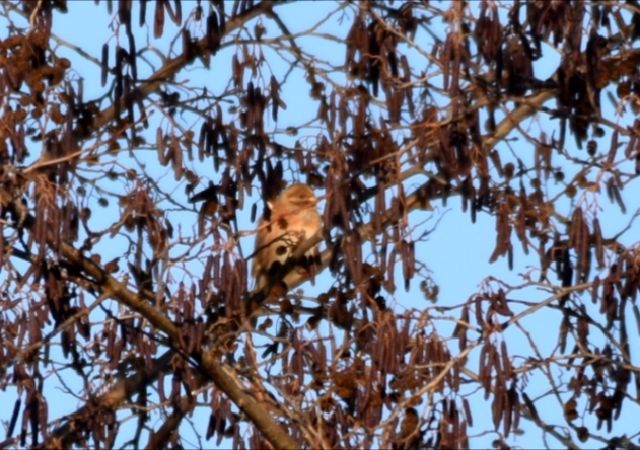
[2,1,640,448]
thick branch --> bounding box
[144,398,188,450]
[53,243,298,449]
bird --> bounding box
[253,183,322,291]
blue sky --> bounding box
[2,1,640,448]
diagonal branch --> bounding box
[87,1,282,134]
[144,397,189,450]
[52,242,299,449]
[4,211,298,447]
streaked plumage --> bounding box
[253,183,322,290]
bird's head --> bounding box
[277,183,318,209]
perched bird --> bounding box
[253,183,322,291]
